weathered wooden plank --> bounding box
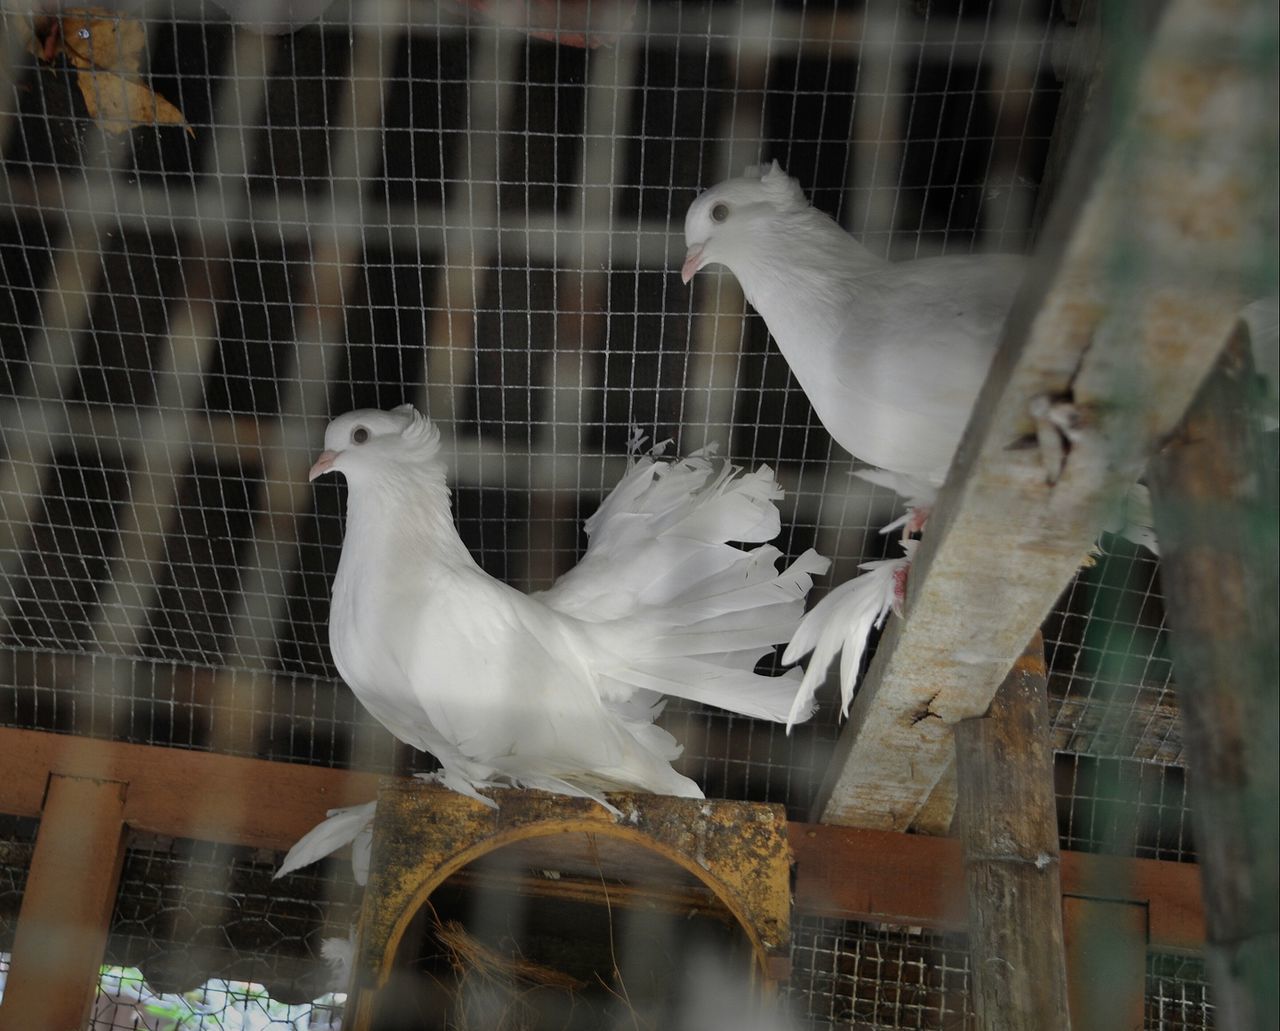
[955,633,1070,1029]
[813,0,1271,828]
[1063,896,1148,1031]
[1148,327,1280,1028]
[0,727,1207,951]
[0,774,127,1031]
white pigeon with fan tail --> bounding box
[276,405,827,878]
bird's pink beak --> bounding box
[308,449,340,482]
[681,243,706,285]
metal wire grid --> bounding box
[0,824,357,1025]
[0,0,1082,788]
[786,917,1217,1031]
[1146,953,1216,1031]
[103,835,362,1004]
[0,814,37,957]
[87,970,345,1030]
[1055,750,1195,863]
[0,2,1230,1021]
[1044,536,1181,766]
[785,916,974,1030]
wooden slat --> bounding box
[0,727,1205,951]
[787,823,1204,953]
[0,727,379,850]
[0,774,127,1031]
[1148,327,1280,1027]
[1063,897,1148,1031]
[813,0,1269,828]
[955,634,1070,1029]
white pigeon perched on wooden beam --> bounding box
[682,161,1159,727]
[276,405,827,878]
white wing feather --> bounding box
[274,801,376,883]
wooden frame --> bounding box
[813,0,1272,833]
[0,727,1205,1027]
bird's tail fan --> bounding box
[780,543,915,731]
[548,445,830,726]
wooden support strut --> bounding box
[0,774,128,1031]
[1148,326,1280,1030]
[811,0,1272,831]
[954,631,1072,1030]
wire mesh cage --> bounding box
[1,0,1271,1024]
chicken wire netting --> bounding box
[0,0,1232,1021]
[0,825,1219,1031]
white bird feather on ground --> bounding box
[276,406,827,878]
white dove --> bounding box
[277,405,827,878]
[682,161,1158,726]
[683,160,1025,488]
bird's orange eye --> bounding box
[711,203,729,223]
[352,426,370,444]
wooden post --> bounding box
[955,632,1071,1030]
[0,773,128,1031]
[1148,325,1280,1030]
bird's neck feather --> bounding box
[341,464,474,568]
[733,210,883,353]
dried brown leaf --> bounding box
[59,7,146,74]
[75,69,194,138]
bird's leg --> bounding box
[1029,394,1084,485]
[891,562,911,616]
[901,505,932,543]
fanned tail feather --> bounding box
[781,542,916,731]
[602,659,813,723]
[546,445,830,727]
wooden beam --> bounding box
[0,727,1206,951]
[0,726,379,850]
[954,633,1070,1029]
[786,822,1203,952]
[1063,897,1148,1031]
[812,0,1271,828]
[1148,327,1280,1028]
[0,774,127,1031]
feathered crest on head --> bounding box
[394,403,442,458]
[741,159,809,213]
